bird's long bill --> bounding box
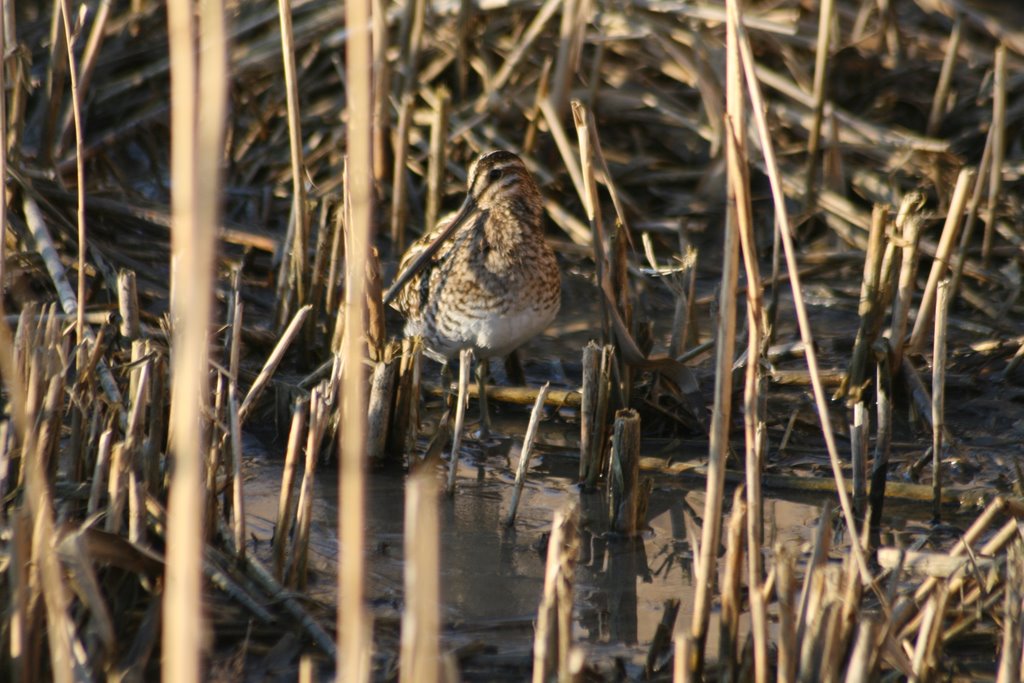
[383,197,481,306]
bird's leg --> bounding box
[441,360,453,406]
[476,358,490,438]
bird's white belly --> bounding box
[412,303,558,360]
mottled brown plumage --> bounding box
[386,150,560,363]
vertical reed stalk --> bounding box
[841,204,886,400]
[228,384,245,561]
[889,193,924,368]
[342,0,374,673]
[730,2,875,585]
[949,126,994,301]
[908,169,971,353]
[607,408,641,534]
[274,400,307,580]
[718,487,746,678]
[163,0,225,679]
[506,382,551,526]
[58,0,86,361]
[931,280,950,522]
[389,93,415,252]
[424,89,449,236]
[926,15,961,136]
[982,44,1006,266]
[278,0,308,319]
[724,39,769,673]
[690,2,743,667]
[579,341,600,484]
[804,0,835,206]
[532,504,579,683]
[0,1,5,323]
[399,468,440,683]
[868,344,891,549]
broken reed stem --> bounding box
[366,351,398,463]
[982,43,1006,266]
[851,401,868,522]
[478,0,562,114]
[931,280,950,522]
[730,0,876,586]
[506,382,550,527]
[607,408,642,534]
[391,337,422,464]
[237,304,311,423]
[25,373,76,683]
[274,400,307,581]
[22,195,122,408]
[691,2,742,666]
[908,168,971,354]
[229,384,246,561]
[531,504,579,683]
[58,0,87,360]
[447,348,472,495]
[291,389,324,589]
[949,123,994,302]
[389,93,414,252]
[926,15,961,137]
[399,468,440,683]
[117,269,140,340]
[840,203,886,400]
[278,0,308,314]
[424,88,449,236]
[774,544,797,683]
[718,487,746,680]
[889,193,924,368]
[571,100,611,345]
[868,343,892,549]
[579,342,612,487]
[803,0,834,207]
[162,0,226,678]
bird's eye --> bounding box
[488,168,503,182]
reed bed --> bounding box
[1,0,1023,680]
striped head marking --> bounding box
[466,150,537,210]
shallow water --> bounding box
[241,413,828,680]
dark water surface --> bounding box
[241,417,826,680]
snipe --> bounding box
[384,149,561,432]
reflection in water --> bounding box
[241,438,824,677]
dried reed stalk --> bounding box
[531,503,579,683]
[689,3,743,667]
[730,0,873,585]
[718,487,746,679]
[931,280,950,521]
[277,0,308,319]
[424,89,449,236]
[908,168,971,353]
[506,382,551,526]
[58,0,87,361]
[399,467,440,683]
[162,0,226,678]
[607,408,642,534]
[274,400,307,580]
[982,43,1006,266]
[0,1,6,323]
[803,0,835,205]
[341,0,374,673]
